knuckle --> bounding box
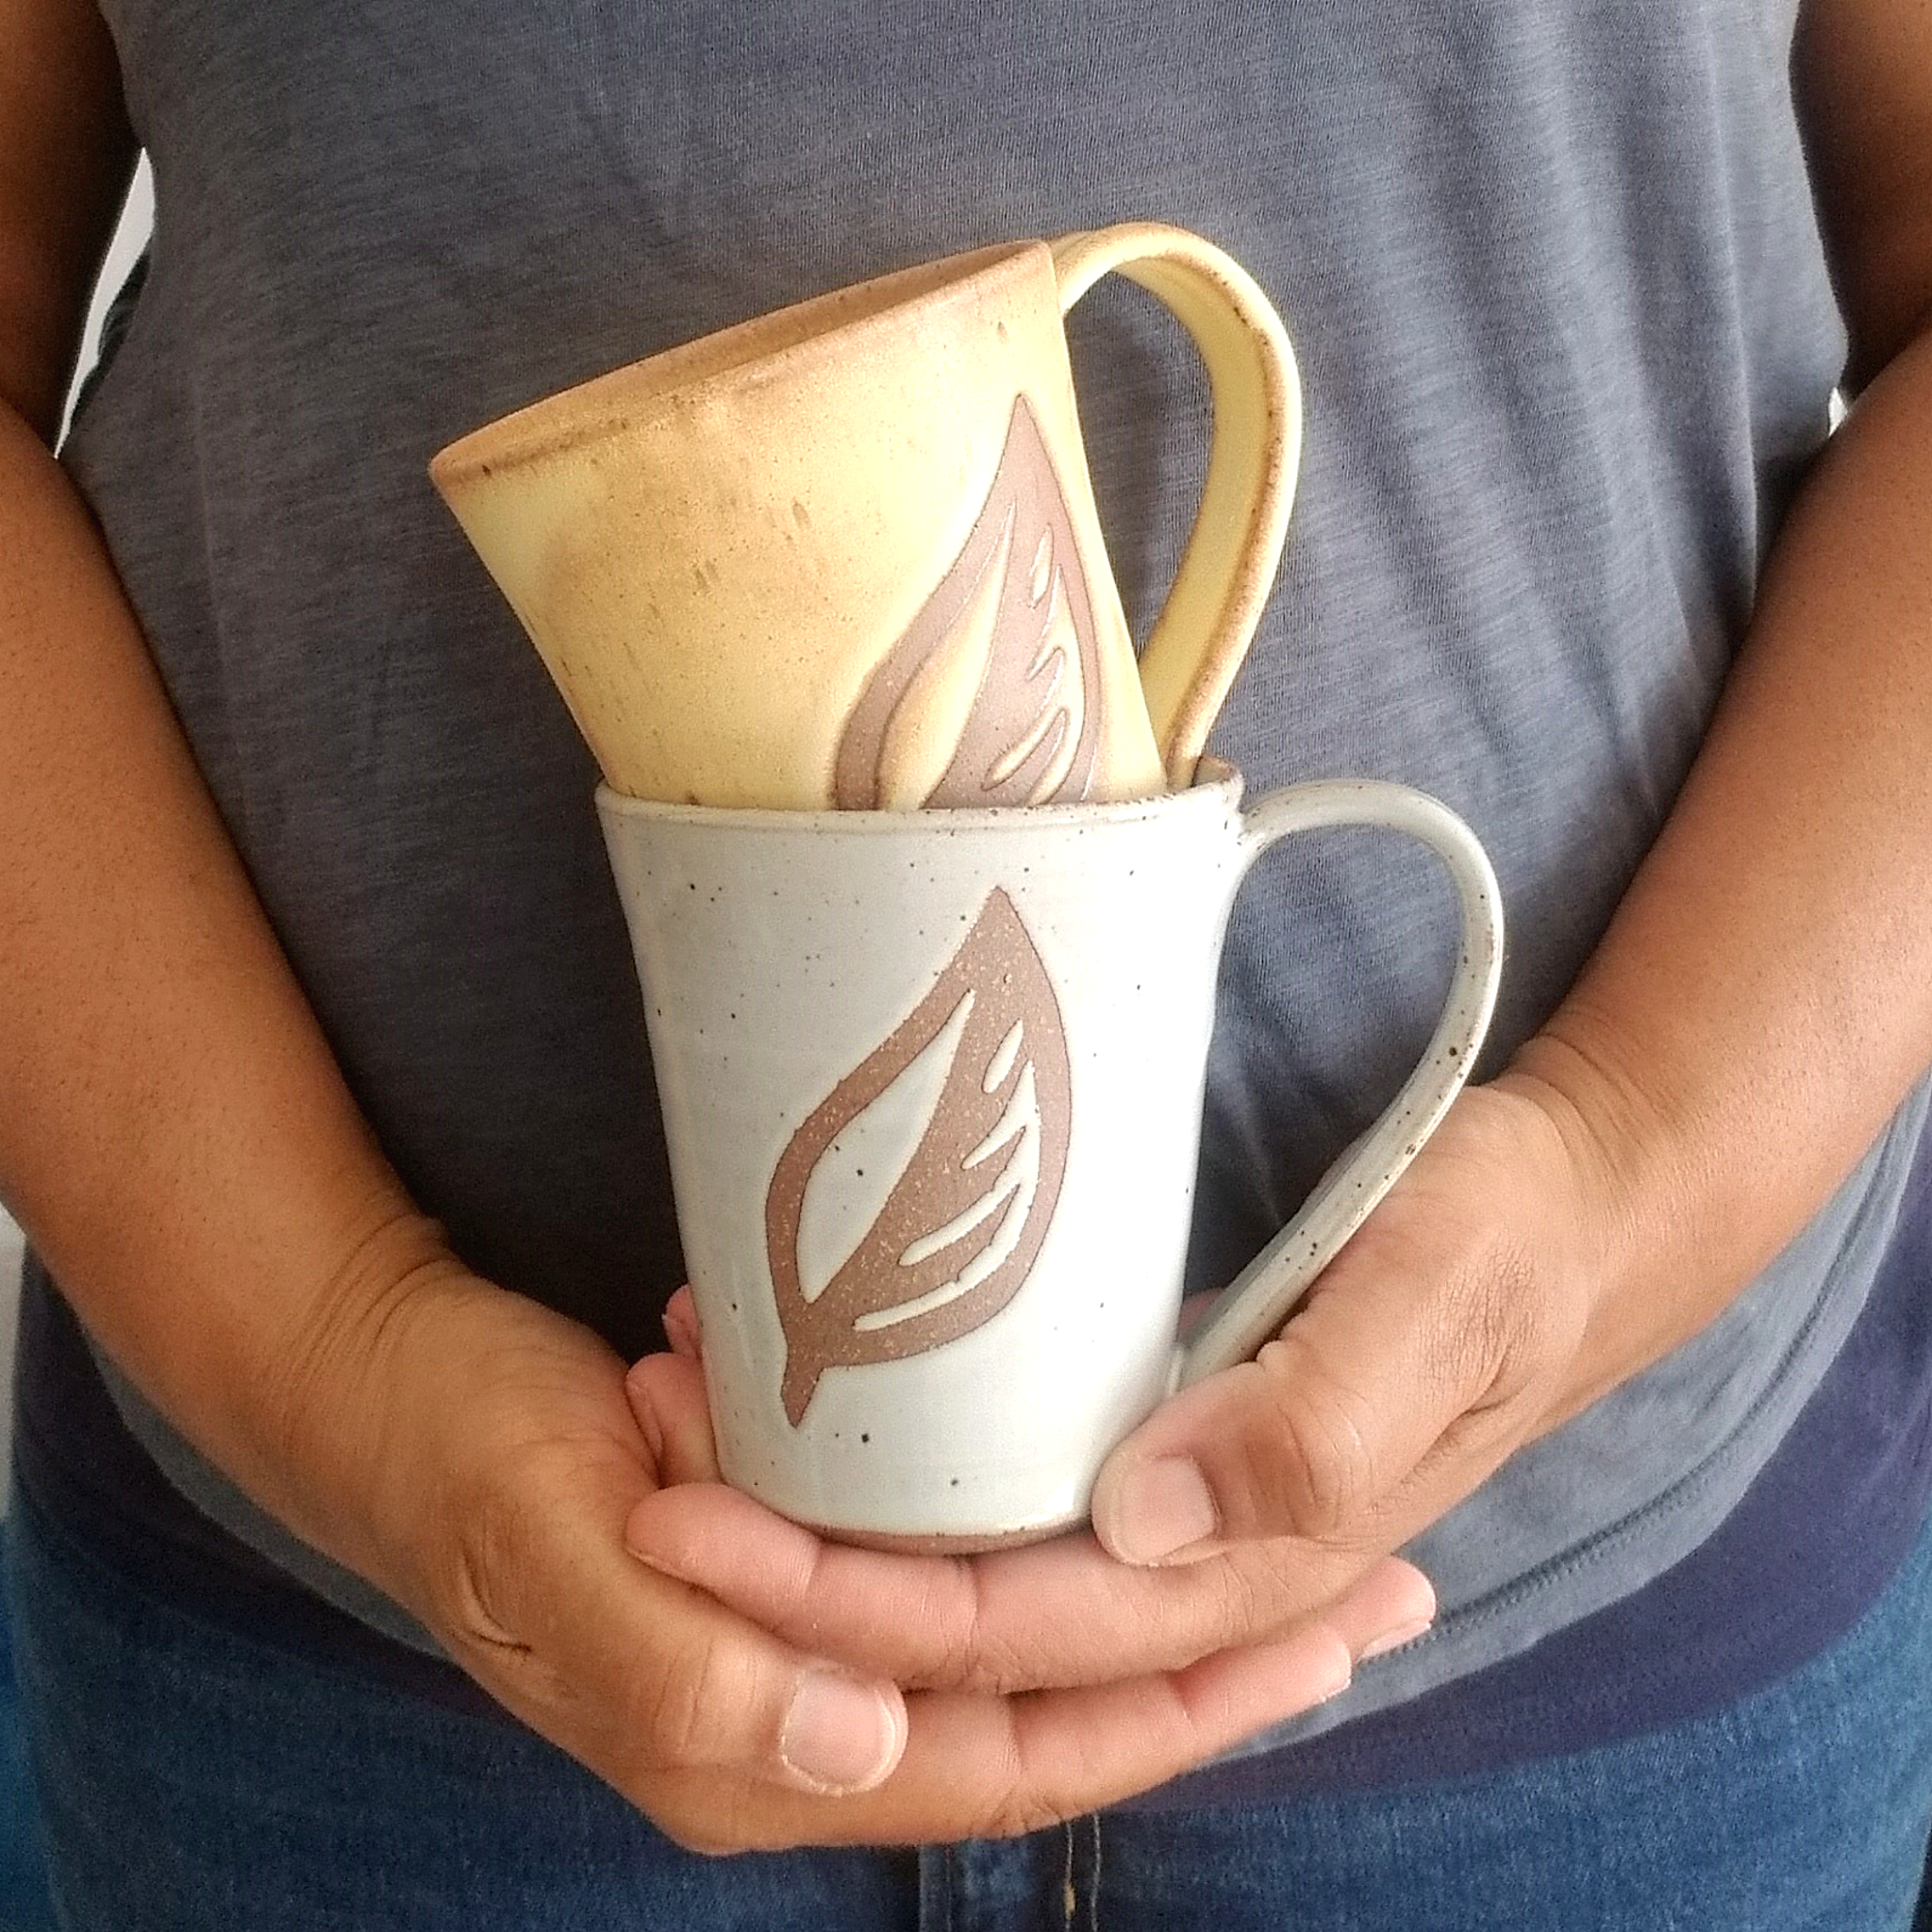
[900,1559,1008,1694]
[975,1699,1142,1839]
[1247,1536,1357,1626]
[427,1467,583,1720]
[1435,1237,1575,1411]
[978,1769,1074,1842]
[950,1609,1031,1699]
[1192,1551,1275,1656]
[1250,1332,1381,1541]
[983,1796,1069,1840]
[441,1468,535,1657]
[949,1644,1016,1699]
[633,1635,748,1771]
[921,1565,985,1690]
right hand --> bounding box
[338,1266,1433,1853]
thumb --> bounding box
[1091,1252,1524,1565]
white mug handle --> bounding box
[1173,779,1505,1390]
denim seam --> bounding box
[1084,1812,1103,1932]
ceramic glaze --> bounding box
[431,224,1302,808]
[598,762,1503,1544]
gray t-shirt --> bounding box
[54,0,1928,1743]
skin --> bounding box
[1,0,1929,1858]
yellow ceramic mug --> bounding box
[430,223,1302,809]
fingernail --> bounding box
[1311,1652,1355,1704]
[778,1670,901,1795]
[1358,1616,1435,1663]
[1105,1457,1219,1565]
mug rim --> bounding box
[430,239,1047,487]
[593,758,1244,832]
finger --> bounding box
[799,1629,1351,1842]
[1091,1238,1530,1565]
[661,1577,1420,1849]
[623,1352,722,1488]
[625,1478,1433,1690]
[1325,1549,1438,1657]
[662,1285,703,1361]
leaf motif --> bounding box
[765,889,1074,1424]
[834,395,1107,809]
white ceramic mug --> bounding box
[598,761,1503,1548]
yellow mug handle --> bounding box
[1051,224,1303,791]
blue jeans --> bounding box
[0,1522,57,1932]
[12,1470,1932,1932]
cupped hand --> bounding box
[623,1076,1613,1721]
[348,1268,1430,1853]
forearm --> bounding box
[0,397,458,1575]
[1512,324,1932,1419]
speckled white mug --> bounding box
[599,761,1503,1548]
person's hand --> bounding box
[1089,1074,1622,1570]
[341,1264,1435,1852]
[622,1077,1619,1737]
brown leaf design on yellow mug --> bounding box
[765,889,1074,1424]
[834,395,1107,809]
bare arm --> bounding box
[0,0,453,1586]
[1503,0,1932,1424]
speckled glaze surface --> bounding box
[432,224,1301,809]
[598,762,1503,1545]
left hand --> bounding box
[624,1076,1614,1716]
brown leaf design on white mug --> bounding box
[834,395,1106,809]
[765,889,1074,1425]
